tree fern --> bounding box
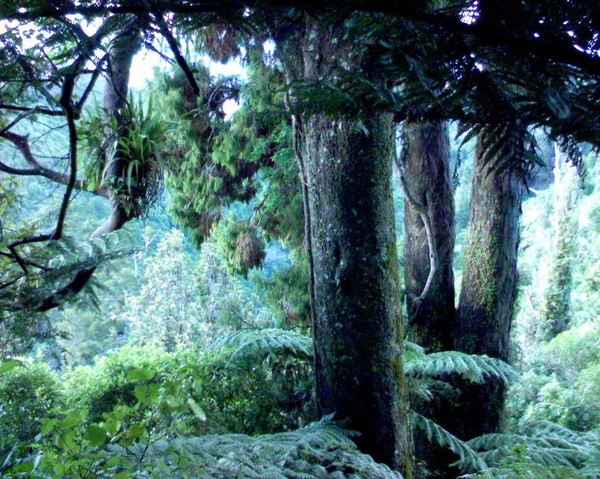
[465,422,600,477]
[404,348,516,384]
[209,328,314,364]
[410,411,487,473]
[111,417,402,478]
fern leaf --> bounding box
[110,418,401,478]
[209,328,314,364]
[404,351,516,384]
[410,411,487,473]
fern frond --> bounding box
[410,411,487,473]
[209,328,314,364]
[581,454,600,479]
[402,340,427,363]
[404,351,516,384]
[467,426,598,473]
[111,419,402,479]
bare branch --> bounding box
[392,155,438,307]
[0,131,97,193]
[54,73,79,240]
[76,53,109,112]
[153,12,201,96]
[0,104,64,118]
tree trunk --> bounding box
[397,121,457,478]
[97,22,142,237]
[306,112,410,472]
[276,18,412,475]
[455,134,523,439]
[540,144,578,341]
[400,121,456,351]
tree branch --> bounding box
[153,12,201,96]
[5,1,599,75]
[0,131,97,193]
[392,154,438,307]
[54,73,79,240]
[0,104,64,118]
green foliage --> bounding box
[211,327,314,363]
[62,339,313,437]
[253,249,311,330]
[411,411,486,473]
[465,422,600,479]
[0,339,316,477]
[112,417,402,479]
[80,92,168,217]
[213,215,266,277]
[404,347,516,385]
[506,321,600,432]
[156,64,256,246]
[62,345,181,422]
[125,230,269,350]
[0,359,64,447]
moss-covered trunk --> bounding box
[541,144,578,341]
[305,112,410,471]
[455,134,523,438]
[276,17,412,475]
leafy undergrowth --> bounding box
[111,419,402,479]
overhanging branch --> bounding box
[4,1,599,75]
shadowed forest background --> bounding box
[0,1,599,478]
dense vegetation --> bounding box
[1,1,599,478]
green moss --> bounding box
[463,226,500,320]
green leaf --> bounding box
[84,424,107,447]
[187,398,207,421]
[0,360,19,374]
[60,410,85,429]
[134,383,160,405]
[127,367,156,382]
[40,418,58,435]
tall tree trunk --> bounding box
[397,121,457,478]
[455,133,523,439]
[399,121,456,351]
[276,17,412,475]
[540,144,578,341]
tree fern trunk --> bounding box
[455,133,523,438]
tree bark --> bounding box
[276,18,412,475]
[540,144,578,341]
[397,121,457,478]
[455,133,523,439]
[400,121,456,351]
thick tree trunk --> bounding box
[276,18,412,475]
[398,121,457,478]
[305,112,411,472]
[455,134,523,438]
